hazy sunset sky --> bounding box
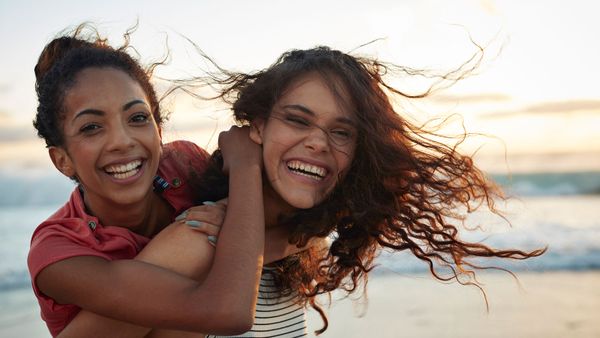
[1,0,599,174]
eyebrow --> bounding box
[73,99,148,121]
[281,104,356,127]
[123,99,147,111]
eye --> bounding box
[130,112,150,124]
[329,128,354,144]
[285,114,310,127]
[79,123,101,134]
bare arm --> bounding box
[59,217,322,338]
[58,212,317,338]
[39,127,265,335]
[57,217,219,338]
[58,201,226,338]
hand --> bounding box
[175,199,228,245]
[218,126,262,174]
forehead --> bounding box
[276,72,354,120]
[63,67,148,115]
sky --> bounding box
[1,0,599,174]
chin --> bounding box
[292,201,316,210]
[270,182,329,211]
[285,194,324,210]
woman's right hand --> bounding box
[218,126,262,174]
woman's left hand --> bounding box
[175,199,228,243]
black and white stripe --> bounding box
[206,269,307,338]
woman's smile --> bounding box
[102,158,145,182]
[285,159,329,182]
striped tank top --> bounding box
[206,268,307,338]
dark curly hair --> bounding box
[33,23,164,148]
[192,46,546,334]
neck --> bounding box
[82,189,171,237]
[262,184,296,229]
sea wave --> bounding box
[373,248,600,276]
[1,170,599,207]
[0,170,74,206]
[3,247,600,291]
[1,175,599,293]
[492,171,600,196]
[0,270,31,292]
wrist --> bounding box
[228,162,262,177]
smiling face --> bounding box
[49,67,162,212]
[251,72,357,211]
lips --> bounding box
[104,160,143,180]
[286,160,328,181]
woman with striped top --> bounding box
[193,45,545,336]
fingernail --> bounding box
[175,211,187,221]
[185,220,202,228]
[202,201,217,206]
[207,235,217,246]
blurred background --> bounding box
[1,0,599,337]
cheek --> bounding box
[142,127,162,149]
[261,130,293,162]
[335,147,355,175]
[67,142,97,167]
[262,143,282,176]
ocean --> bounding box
[1,170,599,336]
[2,170,600,291]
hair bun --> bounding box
[34,36,93,82]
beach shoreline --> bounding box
[2,270,599,338]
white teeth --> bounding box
[287,160,327,179]
[112,171,137,179]
[104,160,142,179]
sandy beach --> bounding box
[307,271,600,338]
[2,271,599,338]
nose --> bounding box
[303,126,330,153]
[106,122,135,152]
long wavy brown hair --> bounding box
[190,46,545,334]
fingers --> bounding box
[177,202,225,221]
[218,126,263,173]
[183,220,221,237]
[174,201,226,238]
[216,198,228,206]
[185,208,225,226]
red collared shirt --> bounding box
[28,140,209,336]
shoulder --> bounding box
[157,141,215,212]
[28,189,101,284]
[160,141,211,177]
[163,140,209,161]
[28,188,148,281]
[30,187,89,246]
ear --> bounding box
[49,146,76,178]
[249,118,265,145]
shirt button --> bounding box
[172,178,181,187]
[88,221,97,230]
